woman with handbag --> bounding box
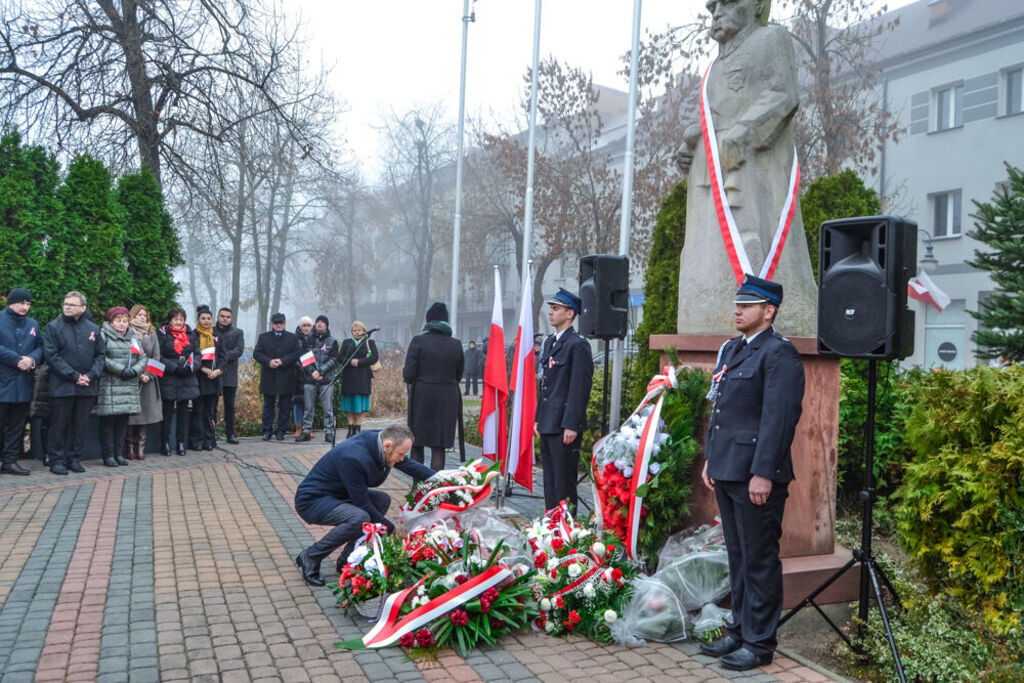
[338,320,378,439]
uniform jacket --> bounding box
[253,329,300,395]
[0,307,43,403]
[294,429,434,524]
[156,324,200,402]
[536,327,594,434]
[403,327,463,448]
[96,322,146,417]
[339,336,376,395]
[43,312,106,398]
[704,327,805,483]
[214,324,245,388]
[128,328,162,425]
[300,330,339,386]
[194,327,225,397]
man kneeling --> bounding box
[293,422,435,586]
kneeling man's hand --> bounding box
[382,518,395,534]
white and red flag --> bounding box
[145,359,165,377]
[908,270,950,311]
[506,269,537,491]
[200,346,216,361]
[299,350,317,367]
[130,337,143,355]
[479,269,508,465]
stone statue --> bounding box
[677,0,818,336]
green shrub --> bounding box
[895,365,1024,633]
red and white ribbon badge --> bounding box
[700,62,800,285]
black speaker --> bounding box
[578,254,629,340]
[817,216,917,360]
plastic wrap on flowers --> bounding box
[398,459,500,531]
[654,525,730,612]
[612,576,689,645]
[691,603,732,636]
[456,506,531,568]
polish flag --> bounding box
[130,337,143,355]
[506,270,537,491]
[145,359,165,377]
[908,270,950,312]
[479,269,508,465]
[300,350,316,367]
[200,346,216,361]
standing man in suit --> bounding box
[215,307,244,444]
[253,312,300,441]
[698,274,805,672]
[536,288,594,512]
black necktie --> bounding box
[732,339,747,360]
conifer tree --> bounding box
[800,169,882,281]
[969,163,1024,362]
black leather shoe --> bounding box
[68,460,85,473]
[176,443,186,456]
[719,647,772,671]
[275,434,285,441]
[115,456,129,466]
[261,434,272,441]
[226,436,240,445]
[296,550,325,587]
[1,462,31,475]
[160,442,171,456]
[202,444,213,451]
[50,462,68,475]
[296,432,310,442]
[104,457,118,468]
[699,634,743,658]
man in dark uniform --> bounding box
[536,288,594,512]
[253,312,300,441]
[293,423,434,586]
[698,274,805,671]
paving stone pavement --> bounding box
[0,437,845,682]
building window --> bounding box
[934,84,962,130]
[932,190,962,237]
[1005,67,1023,116]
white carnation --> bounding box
[583,583,596,598]
[603,609,618,624]
[649,462,662,475]
[544,620,555,633]
[347,546,368,565]
[591,542,606,557]
[567,563,582,578]
[540,598,552,611]
[622,466,634,478]
[547,558,559,571]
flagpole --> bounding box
[520,0,542,290]
[450,0,474,337]
[609,0,642,431]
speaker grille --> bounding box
[819,269,887,356]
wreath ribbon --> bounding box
[408,463,499,514]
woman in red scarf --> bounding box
[157,307,200,456]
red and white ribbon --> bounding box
[625,391,666,560]
[353,522,389,579]
[408,464,499,514]
[359,566,512,648]
[700,62,800,285]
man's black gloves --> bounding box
[382,518,396,534]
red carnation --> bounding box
[555,595,564,608]
[482,588,499,602]
[612,567,623,581]
[563,620,574,631]
[479,599,491,613]
[551,538,565,552]
[534,552,548,569]
[415,629,433,647]
[454,574,469,585]
[568,610,581,624]
[604,463,617,474]
[450,609,469,626]
[399,633,416,648]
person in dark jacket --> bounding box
[215,307,244,444]
[190,305,224,451]
[157,307,200,456]
[97,307,146,467]
[43,291,106,475]
[298,315,339,443]
[698,275,805,672]
[292,317,314,437]
[293,423,434,586]
[403,302,463,471]
[253,312,300,441]
[339,320,377,440]
[536,288,594,511]
[463,340,482,397]
[0,288,43,475]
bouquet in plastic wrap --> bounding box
[331,523,413,616]
[525,502,637,642]
[399,458,500,530]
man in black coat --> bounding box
[536,288,594,512]
[215,307,245,444]
[463,340,481,396]
[698,274,805,672]
[297,315,339,443]
[43,291,106,474]
[0,288,42,475]
[293,423,434,586]
[253,312,300,441]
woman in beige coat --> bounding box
[125,305,162,459]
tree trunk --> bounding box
[116,0,162,181]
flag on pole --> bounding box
[145,359,165,377]
[506,270,537,491]
[201,346,216,361]
[300,350,317,367]
[908,270,951,311]
[130,337,143,355]
[479,269,508,465]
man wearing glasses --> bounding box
[43,291,106,474]
[0,288,42,475]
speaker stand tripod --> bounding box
[777,359,907,683]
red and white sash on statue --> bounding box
[699,62,801,285]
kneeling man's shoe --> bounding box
[719,647,772,671]
[699,634,742,658]
[296,550,325,587]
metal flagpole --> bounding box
[450,0,474,337]
[609,0,642,431]
[521,0,542,289]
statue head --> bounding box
[707,0,770,43]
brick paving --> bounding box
[0,439,846,682]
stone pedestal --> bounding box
[650,334,859,604]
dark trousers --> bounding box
[261,394,291,438]
[714,479,789,656]
[49,396,96,465]
[161,399,190,448]
[301,490,392,569]
[539,432,581,512]
[221,386,237,438]
[410,445,446,471]
[0,402,29,463]
[191,394,218,447]
[99,414,130,461]
[463,376,479,396]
